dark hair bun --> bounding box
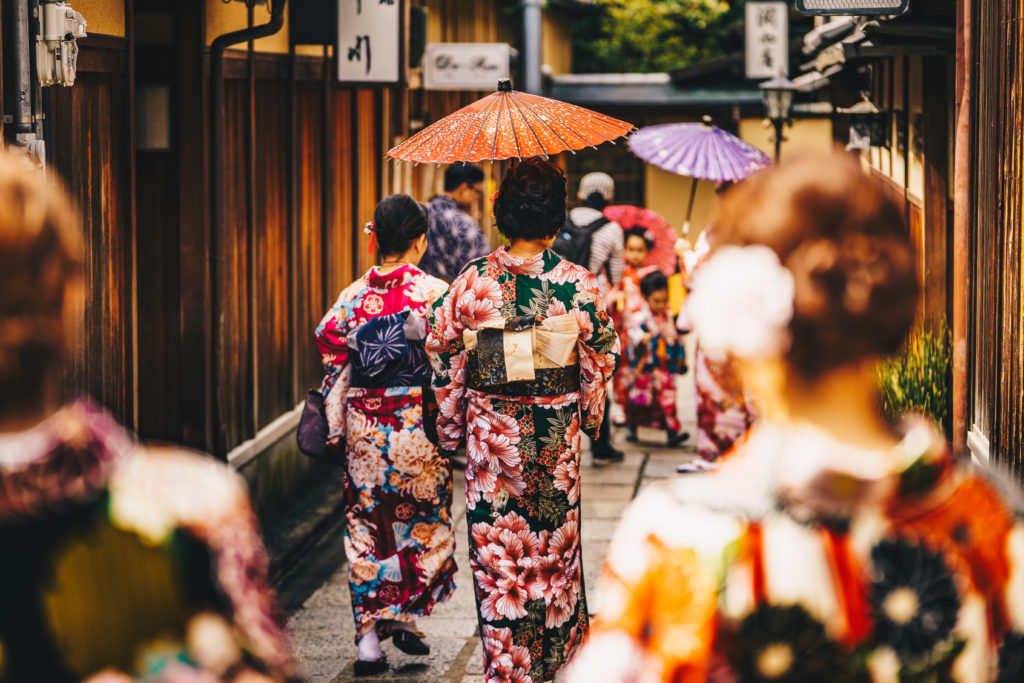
[493,158,567,242]
[712,153,919,379]
[373,194,428,256]
[640,270,668,298]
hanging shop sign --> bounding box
[338,0,403,84]
[423,43,511,91]
[745,2,789,80]
[795,0,909,15]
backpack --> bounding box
[551,215,610,273]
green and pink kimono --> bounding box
[426,247,619,683]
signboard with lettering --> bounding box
[796,0,909,15]
[338,0,403,84]
[423,43,511,91]
[745,1,788,80]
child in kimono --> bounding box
[623,270,689,447]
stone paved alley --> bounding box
[280,377,698,683]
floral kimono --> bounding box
[0,400,295,682]
[622,306,685,433]
[314,264,457,641]
[694,347,757,460]
[609,263,658,412]
[426,247,619,683]
[568,418,1024,682]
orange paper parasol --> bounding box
[388,80,634,164]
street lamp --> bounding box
[760,73,797,162]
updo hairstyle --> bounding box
[373,194,429,257]
[712,153,918,379]
[493,158,567,242]
[639,270,668,299]
[0,151,82,412]
[625,226,654,250]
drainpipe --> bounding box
[209,0,286,455]
[522,0,542,94]
[11,0,36,149]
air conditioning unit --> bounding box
[35,2,87,87]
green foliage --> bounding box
[877,319,952,438]
[571,0,748,73]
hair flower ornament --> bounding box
[687,245,795,359]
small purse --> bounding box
[296,388,332,462]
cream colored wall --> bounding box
[206,2,322,56]
[76,0,125,37]
[645,167,716,240]
[738,117,835,161]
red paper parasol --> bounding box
[388,80,634,164]
[604,205,678,276]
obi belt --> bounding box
[348,311,430,388]
[463,314,580,397]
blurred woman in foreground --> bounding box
[0,152,294,682]
[569,153,1024,682]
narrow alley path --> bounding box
[280,379,698,682]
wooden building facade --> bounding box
[962,0,1024,474]
[0,0,529,525]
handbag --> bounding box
[296,388,333,463]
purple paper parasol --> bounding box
[627,119,771,182]
[627,117,771,234]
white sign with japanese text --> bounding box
[423,43,510,91]
[745,2,788,80]
[338,0,402,84]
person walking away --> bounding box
[559,172,624,463]
[0,149,295,682]
[622,271,688,448]
[568,153,1024,682]
[314,195,457,676]
[675,187,757,472]
[426,158,620,683]
[563,172,623,297]
[608,227,659,424]
[420,162,491,282]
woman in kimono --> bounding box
[568,154,1024,682]
[609,227,658,422]
[314,195,456,676]
[0,150,295,682]
[678,209,757,469]
[426,158,620,683]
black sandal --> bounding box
[354,655,389,676]
[393,629,431,656]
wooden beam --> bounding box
[176,0,214,451]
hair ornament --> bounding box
[687,245,795,360]
[364,221,378,253]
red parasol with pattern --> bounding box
[603,205,678,276]
[388,80,634,164]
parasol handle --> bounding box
[684,177,698,236]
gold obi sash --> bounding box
[463,314,581,396]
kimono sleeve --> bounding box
[314,286,357,394]
[574,284,620,441]
[564,491,718,683]
[425,278,468,453]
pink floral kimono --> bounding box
[426,247,620,682]
[315,264,457,641]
